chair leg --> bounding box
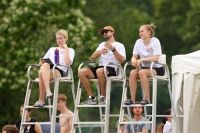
[151,78,157,133]
[96,83,104,133]
[104,79,111,133]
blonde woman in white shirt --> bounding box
[34,29,75,107]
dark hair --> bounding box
[113,33,116,39]
[162,109,171,124]
[21,103,33,112]
[2,125,19,133]
[130,102,144,115]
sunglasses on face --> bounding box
[101,30,110,35]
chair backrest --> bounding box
[159,54,166,65]
[106,63,125,80]
[59,66,73,80]
[153,54,169,80]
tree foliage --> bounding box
[181,0,200,51]
[1,0,200,132]
[0,0,97,128]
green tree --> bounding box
[153,0,191,61]
[0,0,97,128]
[83,0,153,61]
[180,0,200,51]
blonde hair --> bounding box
[142,23,156,37]
[55,29,68,39]
[156,123,164,133]
[2,125,19,133]
[58,94,67,102]
[115,117,129,128]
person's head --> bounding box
[2,125,18,133]
[20,104,33,118]
[162,109,171,124]
[57,94,67,110]
[130,105,144,116]
[116,118,128,133]
[55,29,68,46]
[139,23,156,39]
[99,26,116,40]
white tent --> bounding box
[171,50,200,133]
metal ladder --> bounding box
[117,54,176,133]
[20,64,79,133]
[72,61,126,133]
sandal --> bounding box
[46,92,54,99]
[124,99,134,105]
[139,99,150,105]
[33,101,45,107]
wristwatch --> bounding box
[112,48,116,52]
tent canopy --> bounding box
[171,50,200,133]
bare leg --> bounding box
[78,68,95,96]
[139,69,157,102]
[38,63,61,102]
[38,70,46,103]
[96,68,108,96]
[129,70,139,103]
[38,63,50,102]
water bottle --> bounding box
[102,47,110,59]
[54,48,59,64]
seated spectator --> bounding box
[115,117,128,133]
[124,23,164,105]
[34,29,75,107]
[2,125,18,133]
[57,94,73,133]
[163,109,172,133]
[15,104,42,133]
[156,109,171,133]
[124,105,150,133]
[78,26,126,105]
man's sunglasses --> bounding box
[101,30,110,35]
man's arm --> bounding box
[104,41,125,63]
[112,49,125,63]
[68,117,73,132]
[139,128,147,133]
[91,48,109,60]
[34,123,42,133]
[91,50,102,59]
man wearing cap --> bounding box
[78,26,126,105]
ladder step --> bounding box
[55,115,74,118]
[119,121,152,124]
[21,122,52,125]
[73,122,105,125]
[122,104,153,107]
[76,105,106,107]
[102,114,119,117]
[24,105,53,108]
[147,115,173,117]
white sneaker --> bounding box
[98,97,106,105]
[81,98,97,105]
